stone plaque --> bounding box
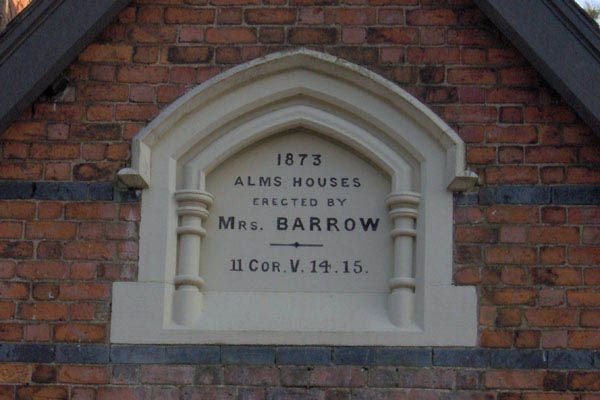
[203,131,392,294]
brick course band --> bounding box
[456,185,600,206]
[0,181,598,206]
[0,344,598,369]
[0,181,139,202]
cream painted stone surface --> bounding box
[204,131,392,293]
[111,49,478,345]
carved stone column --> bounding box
[385,192,420,327]
[172,189,213,325]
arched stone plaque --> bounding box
[111,49,478,345]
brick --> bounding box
[466,146,495,164]
[448,68,496,85]
[116,104,159,121]
[553,186,600,205]
[524,106,576,123]
[485,371,544,389]
[583,310,600,327]
[515,330,540,348]
[19,302,68,321]
[133,46,159,63]
[287,27,337,44]
[366,27,418,44]
[486,126,537,144]
[167,47,212,63]
[141,365,195,384]
[495,308,521,327]
[498,146,523,164]
[0,201,35,218]
[0,240,33,259]
[0,161,43,180]
[245,9,296,24]
[0,302,14,319]
[548,350,593,369]
[164,8,214,23]
[25,221,76,240]
[80,44,133,62]
[281,366,365,387]
[374,348,431,367]
[333,347,376,365]
[58,283,111,300]
[54,324,106,343]
[485,247,536,265]
[486,166,538,184]
[438,105,497,123]
[525,308,578,327]
[2,122,45,141]
[0,323,22,341]
[489,186,552,205]
[206,27,256,43]
[36,242,62,260]
[35,182,88,201]
[567,167,600,184]
[276,347,331,365]
[66,203,117,220]
[569,207,600,224]
[57,366,109,384]
[533,267,581,286]
[222,346,274,364]
[0,261,15,279]
[568,372,600,391]
[70,124,121,141]
[489,350,545,368]
[456,226,497,243]
[569,331,600,349]
[129,85,155,103]
[224,366,279,385]
[0,364,30,383]
[56,345,109,364]
[45,162,71,180]
[3,142,29,158]
[569,246,600,264]
[110,345,220,364]
[525,146,577,163]
[527,226,579,244]
[117,66,169,83]
[499,226,526,243]
[0,222,22,239]
[480,330,512,348]
[567,289,600,306]
[34,104,83,121]
[407,9,456,25]
[63,242,116,260]
[433,349,489,368]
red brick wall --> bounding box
[1,0,599,397]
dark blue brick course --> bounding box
[489,350,546,369]
[552,185,600,204]
[56,345,110,363]
[455,192,479,206]
[433,348,489,368]
[0,344,55,363]
[35,182,87,200]
[0,181,34,199]
[375,348,432,367]
[547,350,593,369]
[111,345,220,364]
[333,347,377,365]
[222,346,275,365]
[275,347,331,365]
[89,183,114,201]
[494,186,552,204]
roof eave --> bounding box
[474,0,600,136]
[0,0,131,133]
